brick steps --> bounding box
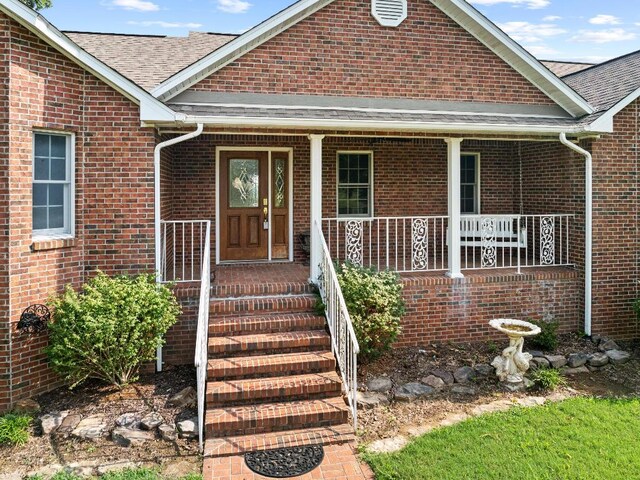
[210,294,317,317]
[208,330,331,357]
[205,397,349,437]
[212,280,314,299]
[209,312,326,336]
[208,351,336,380]
[206,372,342,406]
[204,424,355,458]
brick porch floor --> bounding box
[204,443,374,480]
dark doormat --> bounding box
[244,444,325,478]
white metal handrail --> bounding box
[160,220,209,282]
[193,220,211,452]
[315,220,360,429]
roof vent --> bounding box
[372,0,407,27]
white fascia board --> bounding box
[588,87,640,132]
[431,0,594,118]
[151,0,334,101]
[0,0,176,122]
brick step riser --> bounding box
[205,411,349,439]
[208,316,327,336]
[207,388,342,408]
[208,363,335,381]
[209,296,318,317]
[212,283,315,299]
[208,336,331,358]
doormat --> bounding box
[244,444,324,478]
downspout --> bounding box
[154,123,204,372]
[559,133,592,336]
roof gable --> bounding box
[152,0,593,118]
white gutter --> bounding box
[559,133,592,336]
[154,123,204,372]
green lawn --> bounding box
[363,398,640,480]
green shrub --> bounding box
[530,368,566,391]
[0,413,32,446]
[336,263,405,361]
[46,271,181,389]
[526,319,559,352]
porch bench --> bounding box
[448,216,527,248]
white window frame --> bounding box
[32,130,75,240]
[336,151,374,218]
[460,152,481,215]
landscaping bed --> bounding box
[357,334,640,444]
[0,366,201,479]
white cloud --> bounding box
[497,21,566,43]
[542,15,561,21]
[216,0,251,14]
[469,0,550,10]
[524,44,560,57]
[571,28,636,44]
[128,20,203,28]
[107,0,159,12]
[589,14,621,25]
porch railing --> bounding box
[159,219,211,452]
[323,214,574,273]
[315,220,360,429]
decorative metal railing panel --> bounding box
[315,221,360,430]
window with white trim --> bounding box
[32,132,74,237]
[337,152,373,217]
[461,153,480,215]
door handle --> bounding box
[263,207,268,216]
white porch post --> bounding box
[309,134,325,282]
[446,138,464,278]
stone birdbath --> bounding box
[489,319,541,385]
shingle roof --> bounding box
[541,61,594,78]
[64,31,236,90]
[562,50,640,113]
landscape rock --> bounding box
[159,423,177,442]
[177,418,198,439]
[430,369,455,385]
[531,357,551,369]
[453,366,477,384]
[162,460,199,478]
[140,412,164,431]
[97,462,139,475]
[14,398,40,414]
[606,350,631,365]
[528,350,545,358]
[567,353,589,368]
[367,436,409,454]
[503,381,527,392]
[29,464,64,478]
[471,400,512,416]
[167,386,197,409]
[591,334,603,346]
[115,412,140,428]
[599,339,620,352]
[474,364,495,377]
[72,415,107,440]
[57,414,82,437]
[112,427,154,447]
[439,413,471,427]
[561,366,590,375]
[517,397,546,407]
[395,383,435,402]
[40,411,69,435]
[421,375,445,390]
[451,385,476,395]
[544,355,567,369]
[0,474,22,480]
[357,391,389,408]
[366,376,393,393]
[588,352,609,367]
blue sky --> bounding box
[43,0,640,63]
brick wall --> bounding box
[190,0,555,106]
[1,12,156,411]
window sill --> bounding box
[31,236,75,252]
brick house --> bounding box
[0,0,639,464]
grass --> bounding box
[0,412,32,446]
[27,468,202,480]
[364,398,640,480]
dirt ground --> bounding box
[357,335,640,443]
[0,365,201,478]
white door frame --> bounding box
[215,146,294,265]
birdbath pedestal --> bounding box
[489,319,541,385]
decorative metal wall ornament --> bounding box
[245,445,324,478]
[17,304,51,334]
[345,220,363,267]
[412,218,429,271]
[540,216,556,265]
[481,217,497,268]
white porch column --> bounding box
[309,134,325,282]
[446,138,464,279]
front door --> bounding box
[220,151,269,261]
